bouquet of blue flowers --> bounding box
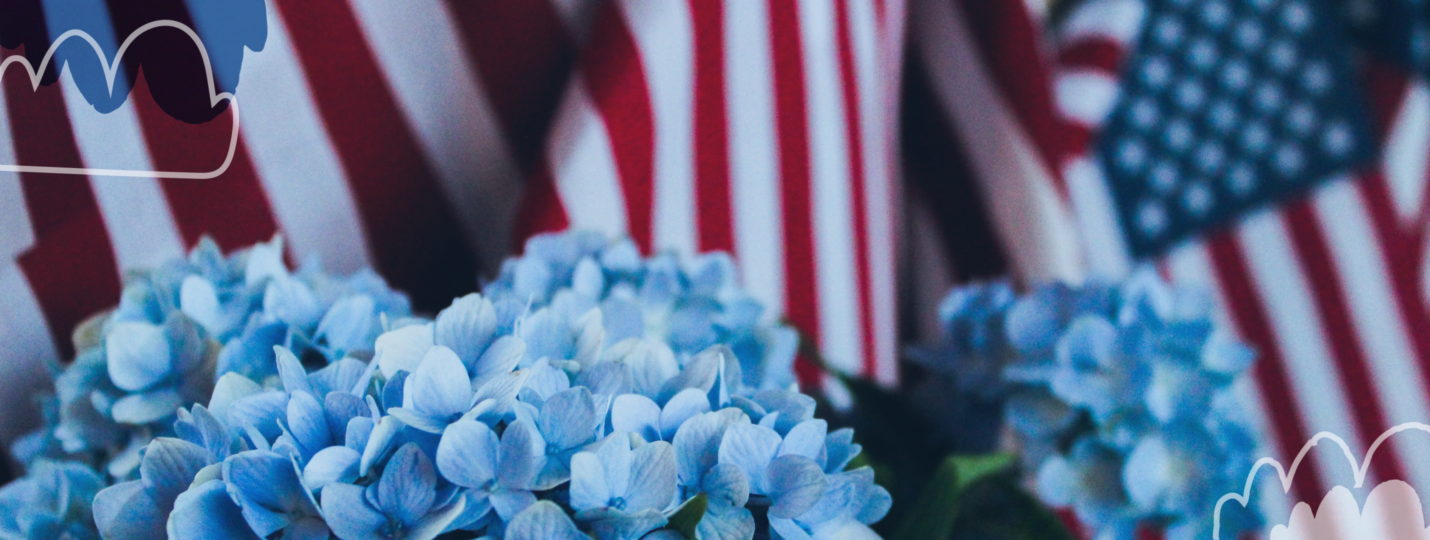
[0,231,889,540]
[926,272,1265,540]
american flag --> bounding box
[911,0,1430,526]
[0,0,905,461]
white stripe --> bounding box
[800,0,863,376]
[915,0,1084,283]
[726,0,786,320]
[547,84,629,240]
[348,0,525,270]
[0,83,33,261]
[1235,210,1364,488]
[56,67,185,271]
[1383,81,1430,224]
[1053,69,1120,126]
[1064,156,1132,279]
[1310,179,1430,491]
[239,3,371,274]
[0,261,57,444]
[1057,0,1145,46]
[620,0,696,258]
[850,0,898,384]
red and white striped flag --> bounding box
[515,0,907,388]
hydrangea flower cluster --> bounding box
[3,231,888,540]
[931,271,1264,540]
[12,237,410,482]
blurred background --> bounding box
[0,0,1428,530]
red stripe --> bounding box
[513,164,571,246]
[1205,232,1325,503]
[1281,201,1407,482]
[445,0,575,171]
[833,1,879,378]
[767,0,821,389]
[3,46,121,360]
[1055,39,1124,75]
[581,2,655,253]
[1358,173,1430,418]
[99,0,279,253]
[689,0,734,253]
[127,71,277,252]
[956,0,1072,195]
[273,0,477,311]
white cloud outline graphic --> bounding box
[1214,422,1430,539]
[0,20,239,178]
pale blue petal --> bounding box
[176,404,232,461]
[407,345,474,423]
[375,323,435,378]
[656,349,719,406]
[521,309,571,364]
[623,441,676,512]
[1122,436,1172,512]
[140,437,213,506]
[308,358,370,399]
[777,420,827,468]
[320,482,387,540]
[209,373,263,427]
[717,423,781,494]
[231,391,290,444]
[505,500,587,540]
[264,276,322,328]
[1056,316,1118,371]
[538,387,598,453]
[1034,456,1077,507]
[167,480,260,540]
[696,504,755,540]
[673,411,740,488]
[584,508,666,540]
[577,361,634,397]
[569,451,610,512]
[224,451,316,535]
[571,309,605,368]
[346,416,374,451]
[597,434,634,501]
[768,517,812,540]
[823,429,860,474]
[405,498,468,540]
[490,487,538,522]
[766,455,826,519]
[325,392,368,442]
[1004,389,1075,438]
[471,336,525,388]
[702,463,751,508]
[807,520,882,540]
[180,275,222,333]
[497,420,546,490]
[435,294,499,370]
[377,443,437,526]
[111,387,183,424]
[386,407,449,434]
[610,394,661,443]
[437,419,501,489]
[660,388,711,441]
[106,321,172,392]
[751,390,814,436]
[93,480,165,539]
[303,446,361,491]
[316,295,379,357]
[522,359,571,400]
[382,371,409,413]
[512,256,554,302]
[621,340,679,399]
[600,298,644,344]
[284,517,331,540]
[287,391,331,457]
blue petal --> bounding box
[325,392,368,443]
[777,420,827,469]
[303,446,361,491]
[538,387,598,453]
[766,455,826,519]
[572,257,605,298]
[175,405,232,461]
[383,371,409,413]
[617,340,679,398]
[361,415,404,477]
[166,480,261,540]
[717,423,781,495]
[505,500,587,540]
[583,508,666,540]
[471,336,525,388]
[231,391,290,444]
[610,394,661,443]
[407,345,474,422]
[522,359,571,400]
[92,480,165,539]
[346,416,375,451]
[405,498,468,540]
[140,437,214,507]
[287,391,331,457]
[751,390,814,436]
[436,419,500,489]
[576,361,634,397]
[673,410,742,488]
[284,517,332,540]
[568,450,611,512]
[497,420,546,490]
[209,373,263,427]
[111,387,183,424]
[377,443,437,526]
[275,346,315,397]
[264,276,322,328]
[660,388,711,441]
[106,321,173,392]
[696,504,755,540]
[702,463,751,508]
[624,440,676,513]
[309,358,370,399]
[223,451,316,535]
[520,308,572,365]
[435,294,499,372]
[823,429,860,474]
[1122,435,1172,512]
[316,295,379,358]
[490,487,538,523]
[375,323,435,378]
[320,482,388,540]
[656,349,720,405]
[769,517,813,540]
[1056,316,1118,371]
[180,275,222,333]
[600,298,644,344]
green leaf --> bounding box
[666,493,708,539]
[890,453,1016,540]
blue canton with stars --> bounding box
[1098,0,1375,257]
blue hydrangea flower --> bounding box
[0,459,104,539]
[569,434,677,539]
[321,443,467,540]
[936,271,1264,540]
